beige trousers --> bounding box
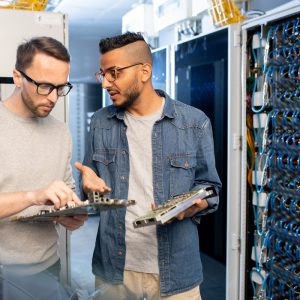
[94,270,202,300]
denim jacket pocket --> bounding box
[93,149,116,165]
[169,154,197,196]
[92,149,116,189]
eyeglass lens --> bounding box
[96,69,117,83]
[37,84,72,96]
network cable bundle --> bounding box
[247,17,300,300]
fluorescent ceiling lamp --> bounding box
[0,0,13,6]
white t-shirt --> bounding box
[124,100,164,274]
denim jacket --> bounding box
[83,90,221,296]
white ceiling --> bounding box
[54,0,139,39]
[51,0,141,82]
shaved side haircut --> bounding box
[99,32,152,64]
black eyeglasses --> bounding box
[17,69,73,97]
[95,63,143,84]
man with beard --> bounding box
[0,36,86,298]
[75,32,221,300]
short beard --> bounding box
[117,90,140,110]
[114,79,141,110]
[21,91,52,118]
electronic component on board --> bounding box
[11,192,136,222]
[133,186,217,228]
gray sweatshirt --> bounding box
[0,101,74,275]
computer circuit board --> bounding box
[133,186,216,228]
[11,192,136,222]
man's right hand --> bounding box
[28,181,81,209]
[74,161,112,194]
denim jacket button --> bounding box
[118,251,122,256]
[120,176,125,181]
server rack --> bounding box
[171,24,242,300]
[242,2,300,299]
[152,45,171,94]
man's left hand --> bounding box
[176,199,208,221]
[56,214,88,231]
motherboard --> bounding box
[133,186,216,228]
[12,192,136,222]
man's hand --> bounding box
[56,214,88,231]
[28,181,82,209]
[74,161,111,194]
[176,199,209,221]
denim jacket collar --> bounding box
[106,89,176,121]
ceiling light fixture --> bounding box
[0,0,13,7]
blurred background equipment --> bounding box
[207,0,245,27]
[0,0,48,10]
